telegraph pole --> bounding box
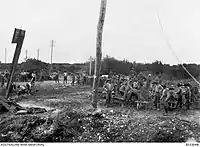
[89,56,92,76]
[37,48,39,60]
[25,49,27,60]
[51,40,54,64]
[91,0,107,108]
[49,40,55,74]
[5,48,6,63]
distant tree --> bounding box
[20,58,50,76]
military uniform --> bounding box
[153,83,163,109]
[161,87,177,113]
[63,72,68,84]
[103,80,113,106]
[184,84,192,109]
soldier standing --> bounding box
[30,72,36,86]
[71,74,75,86]
[82,74,86,86]
[176,83,184,108]
[63,71,68,85]
[77,74,80,85]
[103,79,113,107]
[1,72,5,87]
[152,81,163,110]
[184,83,192,110]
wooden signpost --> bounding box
[91,0,107,108]
[5,28,26,99]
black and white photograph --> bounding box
[0,0,200,145]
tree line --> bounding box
[0,56,200,80]
[86,56,200,80]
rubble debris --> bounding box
[27,107,47,114]
[0,103,9,113]
[15,110,28,115]
[0,108,200,142]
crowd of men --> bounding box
[0,70,37,96]
[102,72,198,114]
[52,71,91,86]
[0,68,198,115]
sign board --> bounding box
[6,28,25,99]
[11,28,25,43]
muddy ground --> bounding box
[1,81,200,142]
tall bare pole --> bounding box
[37,48,39,60]
[49,40,54,74]
[51,40,54,64]
[89,56,92,76]
[91,0,107,108]
[5,48,6,63]
[25,49,27,60]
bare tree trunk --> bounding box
[91,0,107,108]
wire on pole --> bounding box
[157,11,200,86]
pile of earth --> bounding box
[0,107,200,142]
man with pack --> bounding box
[183,83,192,110]
[125,79,143,105]
[31,72,36,86]
[16,82,32,96]
[176,82,184,109]
[71,74,75,86]
[103,79,113,107]
[0,72,5,88]
[161,85,177,114]
[152,81,163,110]
[119,80,127,97]
[77,74,80,86]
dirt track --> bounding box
[17,81,200,124]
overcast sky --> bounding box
[0,0,200,65]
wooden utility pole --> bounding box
[51,40,54,65]
[25,49,27,60]
[91,0,107,108]
[49,40,54,74]
[37,48,39,60]
[89,56,92,76]
[5,48,6,63]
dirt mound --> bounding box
[0,108,86,142]
[0,108,200,142]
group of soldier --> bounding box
[53,71,88,86]
[0,70,10,87]
[0,70,37,96]
[102,72,197,114]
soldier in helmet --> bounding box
[119,80,127,97]
[0,72,5,87]
[152,81,163,110]
[103,79,113,107]
[161,85,177,114]
[30,72,36,86]
[63,71,68,85]
[176,82,184,109]
[146,74,152,89]
[184,83,192,110]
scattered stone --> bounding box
[0,103,9,113]
[27,107,47,114]
[15,110,28,115]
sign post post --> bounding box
[5,28,25,99]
